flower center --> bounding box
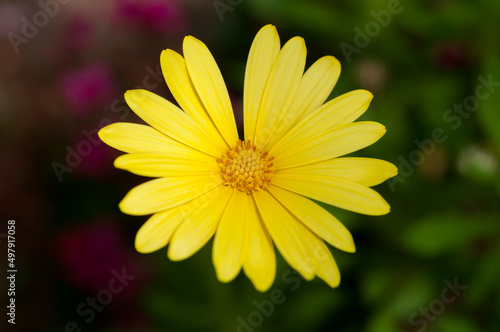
[218,140,274,193]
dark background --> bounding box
[1,0,499,331]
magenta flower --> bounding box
[114,0,186,35]
[59,63,116,117]
[63,15,95,53]
[55,220,141,292]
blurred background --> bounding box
[1,0,500,331]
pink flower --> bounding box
[73,137,116,179]
[59,63,117,117]
[63,15,95,53]
[114,0,186,35]
[54,220,142,293]
[433,41,470,70]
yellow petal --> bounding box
[267,185,355,252]
[99,123,189,154]
[114,152,219,177]
[272,174,390,215]
[265,56,341,149]
[272,121,386,170]
[124,89,223,157]
[134,207,186,254]
[119,174,223,216]
[307,237,341,288]
[242,196,276,292]
[252,190,316,280]
[168,186,233,261]
[253,36,307,148]
[307,89,373,128]
[243,24,280,142]
[271,90,373,154]
[278,157,398,187]
[160,49,227,151]
[212,189,246,282]
[183,36,239,147]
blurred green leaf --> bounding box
[429,314,481,332]
[143,288,218,330]
[280,288,342,331]
[401,214,499,256]
[246,0,344,32]
[466,239,500,307]
[361,267,392,306]
[478,55,500,153]
[366,310,399,332]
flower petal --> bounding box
[160,49,227,151]
[135,207,186,254]
[272,174,390,215]
[119,175,223,216]
[98,123,189,154]
[253,189,317,280]
[272,121,386,169]
[242,196,276,292]
[183,36,239,147]
[124,89,223,157]
[308,237,341,288]
[114,152,219,177]
[306,89,373,128]
[253,36,307,148]
[278,157,398,187]
[265,55,341,149]
[267,185,355,252]
[271,89,373,154]
[212,189,246,282]
[243,24,280,142]
[168,186,233,261]
[255,192,340,288]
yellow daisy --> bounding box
[98,24,397,292]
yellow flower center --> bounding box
[218,140,274,193]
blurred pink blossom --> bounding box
[59,63,117,117]
[114,0,187,35]
[55,220,142,294]
[433,41,471,70]
[63,15,95,53]
[73,137,116,179]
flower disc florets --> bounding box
[218,140,274,193]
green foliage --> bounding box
[401,214,499,256]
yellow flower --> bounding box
[98,24,397,292]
